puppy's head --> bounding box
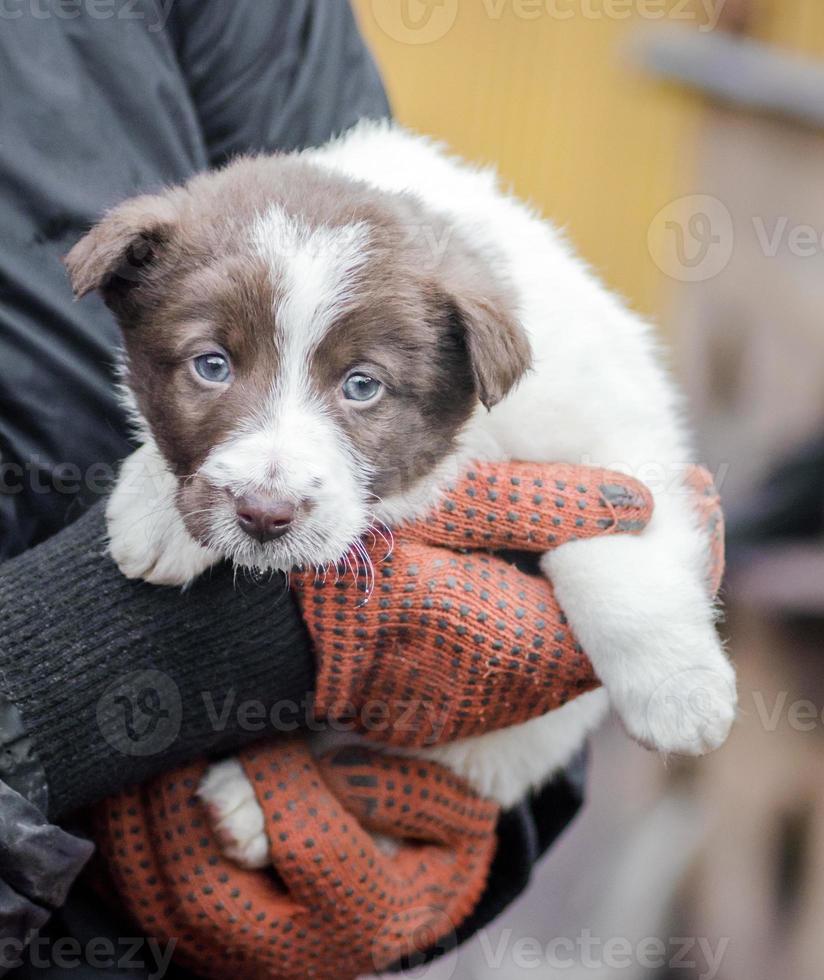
[66,157,531,571]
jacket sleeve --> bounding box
[0,502,314,823]
[0,501,315,974]
[165,0,391,163]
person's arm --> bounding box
[0,504,313,822]
[0,502,313,958]
[165,0,391,163]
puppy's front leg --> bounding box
[107,440,219,587]
[542,491,736,755]
[198,759,270,869]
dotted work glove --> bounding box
[93,739,499,980]
[299,461,658,747]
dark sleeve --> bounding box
[0,783,93,953]
[165,0,391,163]
[0,503,314,821]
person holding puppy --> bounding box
[0,2,722,978]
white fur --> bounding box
[106,439,218,585]
[108,122,737,860]
[310,121,736,771]
[196,387,370,572]
[251,207,371,358]
[182,212,376,572]
[197,759,269,869]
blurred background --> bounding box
[352,1,824,978]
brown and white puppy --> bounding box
[67,154,527,577]
[67,122,736,867]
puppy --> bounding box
[66,121,736,869]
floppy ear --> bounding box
[449,289,532,409]
[435,226,532,410]
[64,192,178,309]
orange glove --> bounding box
[93,739,498,980]
[300,461,657,747]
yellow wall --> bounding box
[353,0,824,321]
[754,0,824,58]
[353,0,706,320]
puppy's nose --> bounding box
[234,494,295,543]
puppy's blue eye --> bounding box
[342,373,382,403]
[193,353,232,384]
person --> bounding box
[0,2,589,975]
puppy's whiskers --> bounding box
[366,520,395,562]
[351,537,375,604]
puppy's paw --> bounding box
[198,759,270,870]
[542,531,736,759]
[107,442,219,586]
[615,643,737,756]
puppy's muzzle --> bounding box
[234,492,295,543]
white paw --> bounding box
[198,759,270,870]
[541,525,737,759]
[616,652,737,756]
[106,441,219,586]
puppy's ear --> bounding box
[437,230,532,409]
[64,192,178,310]
[449,290,532,409]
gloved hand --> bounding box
[93,739,499,980]
[93,462,723,980]
[298,460,656,747]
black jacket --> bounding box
[0,2,584,974]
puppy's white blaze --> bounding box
[201,386,361,499]
[198,381,374,569]
[207,208,374,565]
[250,205,371,374]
